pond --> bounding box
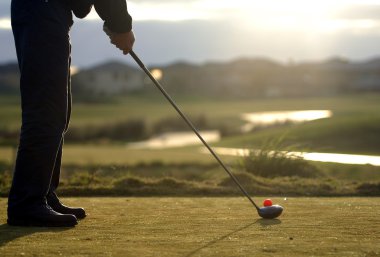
[128,110,333,149]
[241,110,332,132]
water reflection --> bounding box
[128,110,333,149]
[128,130,220,149]
[208,147,380,166]
[241,110,332,132]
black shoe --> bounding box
[47,192,86,219]
[7,205,78,227]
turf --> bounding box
[0,197,379,256]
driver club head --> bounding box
[258,205,284,219]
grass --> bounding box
[2,159,380,197]
[1,93,379,129]
[0,197,379,256]
[0,144,237,166]
[2,93,380,154]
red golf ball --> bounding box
[263,199,273,207]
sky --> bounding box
[1,0,380,67]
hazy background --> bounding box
[1,0,380,66]
[1,0,380,197]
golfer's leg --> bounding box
[7,0,76,226]
[49,140,64,193]
[49,42,72,194]
[47,47,86,219]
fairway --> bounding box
[0,197,379,256]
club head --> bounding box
[258,205,283,219]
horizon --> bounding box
[3,53,380,71]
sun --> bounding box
[232,0,340,31]
[0,18,11,30]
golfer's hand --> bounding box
[110,30,135,55]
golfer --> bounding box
[7,0,135,227]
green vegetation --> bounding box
[1,93,380,197]
[0,197,379,257]
[1,157,380,197]
[2,94,380,154]
[65,115,213,143]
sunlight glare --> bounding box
[70,66,80,75]
[0,18,11,30]
[81,0,380,34]
[209,148,380,166]
[148,0,379,33]
[242,110,333,124]
[150,69,163,81]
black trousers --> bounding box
[8,0,73,215]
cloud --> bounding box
[70,19,238,66]
[334,4,380,20]
[2,1,380,66]
[70,18,380,67]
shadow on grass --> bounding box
[184,218,282,257]
[0,223,72,248]
[257,218,282,227]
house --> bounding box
[72,61,144,95]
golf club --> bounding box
[129,50,283,219]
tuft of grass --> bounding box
[113,177,147,189]
[240,136,322,178]
[156,178,187,188]
[68,172,102,187]
[356,183,380,196]
[218,172,266,188]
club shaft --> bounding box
[129,50,260,211]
